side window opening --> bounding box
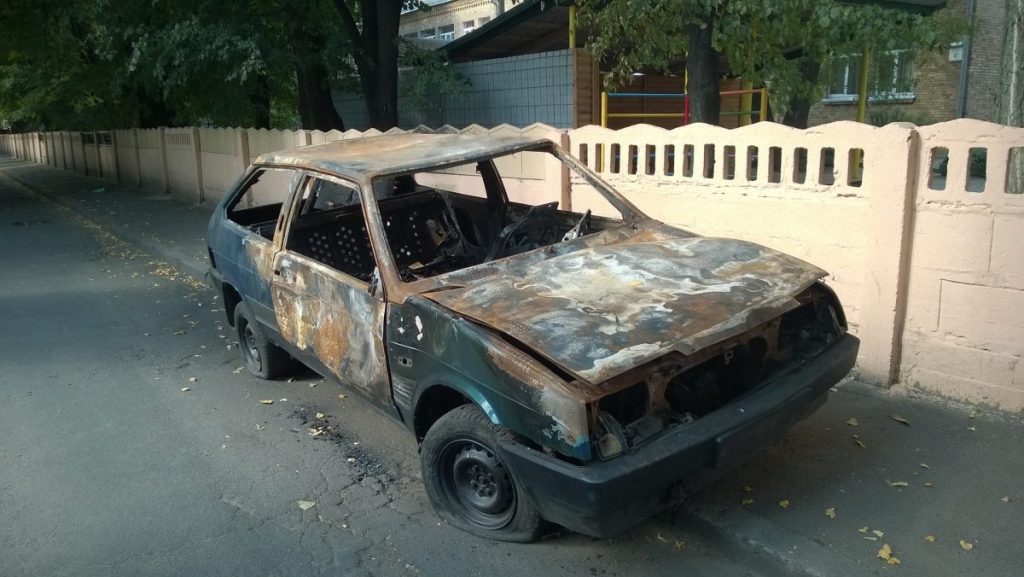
[287,176,374,283]
[227,168,295,239]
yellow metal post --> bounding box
[759,88,768,123]
[569,5,577,49]
[739,80,753,126]
[600,91,608,127]
[856,47,870,123]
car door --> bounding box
[213,166,304,333]
[269,173,391,407]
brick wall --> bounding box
[965,0,1007,120]
[808,0,1006,126]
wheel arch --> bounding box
[222,282,243,327]
[412,382,501,442]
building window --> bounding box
[419,28,435,39]
[438,24,455,40]
[825,49,915,102]
[462,20,476,34]
[477,16,491,26]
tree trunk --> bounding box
[998,0,1024,191]
[292,33,345,131]
[248,73,271,129]
[686,22,720,125]
[358,0,402,130]
[783,58,821,128]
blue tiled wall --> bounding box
[335,49,574,129]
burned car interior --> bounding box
[241,153,624,283]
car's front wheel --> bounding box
[420,404,544,542]
[234,303,290,379]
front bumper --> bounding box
[499,334,859,537]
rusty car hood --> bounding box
[424,234,826,384]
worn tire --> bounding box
[420,404,544,542]
[234,303,290,380]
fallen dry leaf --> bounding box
[890,414,911,426]
[259,399,274,405]
[315,412,325,419]
[674,540,686,550]
[188,377,197,383]
[778,499,791,509]
[180,387,190,392]
[846,417,859,427]
[853,435,867,449]
[656,533,668,543]
[741,498,754,506]
[232,366,244,374]
[825,507,836,519]
[873,529,885,538]
[925,535,936,543]
[864,536,879,541]
[346,457,356,463]
[967,426,977,432]
[924,482,935,488]
[886,480,910,488]
[279,398,287,402]
[338,393,347,399]
[859,527,869,533]
[919,463,930,469]
[960,540,974,551]
[743,485,753,493]
[878,543,901,565]
[297,500,315,511]
[1002,496,1012,503]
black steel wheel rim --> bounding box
[241,320,262,372]
[439,438,516,529]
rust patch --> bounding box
[244,236,276,280]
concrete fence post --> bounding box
[60,132,68,170]
[94,132,102,178]
[192,127,205,203]
[239,129,251,171]
[854,124,920,385]
[132,129,142,187]
[559,131,572,211]
[158,127,169,194]
[110,131,121,183]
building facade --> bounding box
[399,0,517,43]
[808,0,1005,126]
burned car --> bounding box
[206,133,858,542]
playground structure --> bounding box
[600,86,769,128]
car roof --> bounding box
[253,133,554,180]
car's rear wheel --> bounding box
[234,304,290,379]
[421,404,544,542]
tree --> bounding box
[330,0,407,130]
[578,0,961,127]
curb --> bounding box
[1,166,211,284]
[683,500,877,577]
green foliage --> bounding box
[399,39,469,115]
[578,0,964,120]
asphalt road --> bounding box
[0,168,781,576]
